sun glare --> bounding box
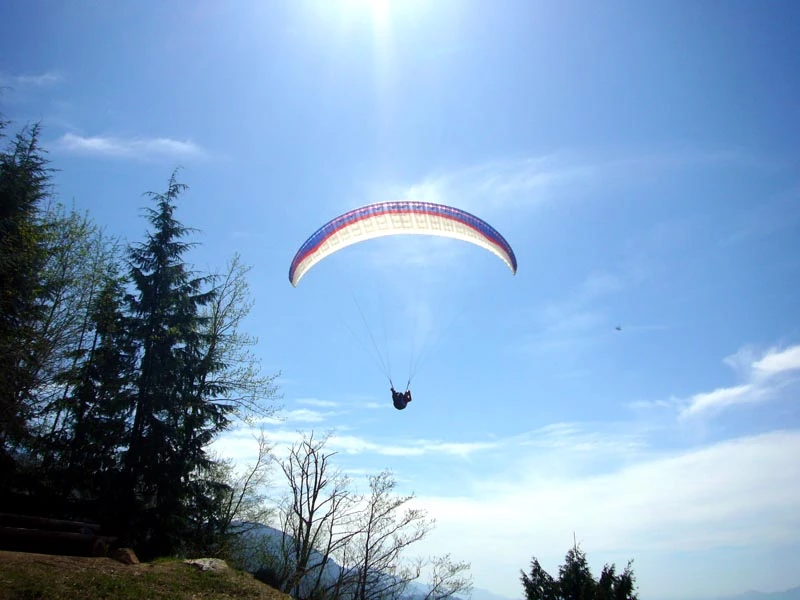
[310,0,430,40]
[340,0,392,32]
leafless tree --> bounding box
[212,427,277,561]
[344,470,434,600]
[262,432,473,600]
[422,554,473,600]
[272,431,360,598]
[219,427,275,529]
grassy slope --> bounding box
[0,550,286,600]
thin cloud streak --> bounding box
[0,70,64,87]
[256,408,343,425]
[221,346,800,467]
[214,419,647,469]
[629,344,800,419]
[53,132,210,161]
[346,154,584,280]
[345,148,745,293]
[683,345,799,418]
[296,398,340,408]
[682,384,761,417]
[375,154,586,219]
[754,345,800,376]
[375,148,757,219]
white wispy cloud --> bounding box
[322,431,491,458]
[213,420,800,597]
[382,154,589,210]
[16,72,63,86]
[341,147,750,295]
[0,70,64,87]
[53,132,209,161]
[681,344,800,418]
[420,429,800,551]
[258,408,342,425]
[753,344,800,376]
[296,398,341,408]
[406,428,800,598]
[209,340,799,599]
[213,419,646,475]
[335,154,582,279]
[372,148,755,220]
[681,384,761,418]
[212,424,508,468]
[632,344,800,419]
[519,422,647,455]
[215,417,798,596]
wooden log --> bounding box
[0,526,116,557]
[0,513,101,534]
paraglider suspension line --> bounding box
[405,300,470,388]
[340,316,391,382]
[351,290,393,381]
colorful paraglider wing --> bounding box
[288,201,517,286]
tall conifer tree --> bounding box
[123,170,219,556]
[0,120,51,468]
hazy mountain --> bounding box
[467,588,521,600]
[228,521,490,600]
[228,524,797,600]
[651,586,800,600]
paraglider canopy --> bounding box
[287,200,518,408]
[288,200,518,287]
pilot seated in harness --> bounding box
[391,387,412,410]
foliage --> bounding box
[0,114,281,560]
[247,431,472,600]
[520,544,637,600]
[204,428,277,561]
[0,120,52,460]
[422,554,473,600]
[118,169,280,557]
[346,470,434,600]
[0,113,474,598]
[121,170,222,556]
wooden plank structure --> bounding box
[0,512,117,557]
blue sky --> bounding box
[2,1,799,598]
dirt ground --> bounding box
[0,549,284,600]
[0,549,143,573]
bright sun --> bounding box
[315,0,428,37]
[341,0,392,31]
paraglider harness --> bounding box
[391,387,412,410]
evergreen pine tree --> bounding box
[122,170,219,556]
[520,544,638,600]
[58,272,137,509]
[0,120,51,470]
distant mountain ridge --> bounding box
[229,523,797,600]
[229,521,506,600]
[230,522,446,599]
[649,586,800,600]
